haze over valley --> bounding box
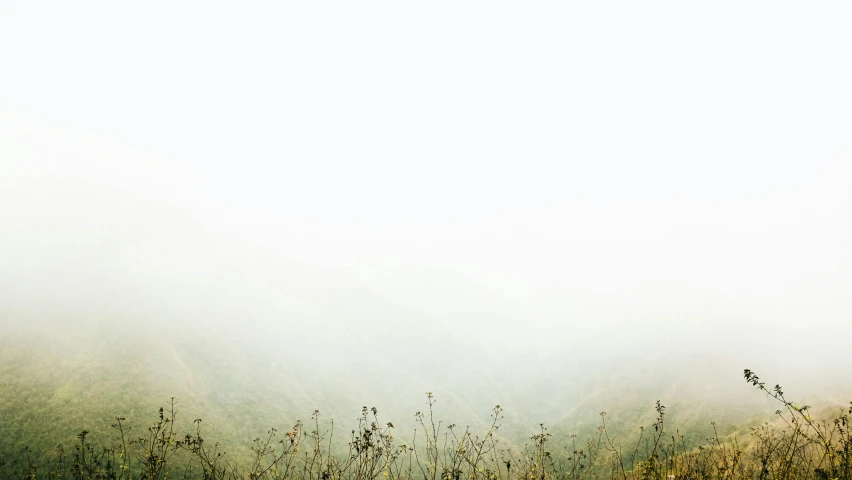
[2,3,851,479]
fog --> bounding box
[2,2,852,453]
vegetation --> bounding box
[2,370,851,480]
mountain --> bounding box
[3,183,849,471]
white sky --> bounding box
[2,2,851,355]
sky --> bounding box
[1,2,851,359]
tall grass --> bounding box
[2,370,851,480]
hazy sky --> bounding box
[2,2,851,356]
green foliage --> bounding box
[3,371,852,480]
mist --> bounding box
[2,2,852,475]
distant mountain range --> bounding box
[2,185,850,468]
